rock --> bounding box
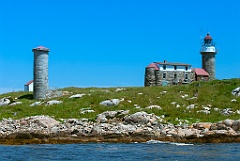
[96,110,129,123]
[186,104,195,110]
[69,94,86,98]
[80,109,95,114]
[9,101,22,106]
[0,97,11,106]
[232,120,240,131]
[232,87,240,96]
[124,112,159,125]
[45,100,63,106]
[115,88,125,92]
[223,119,235,127]
[160,91,167,94]
[145,105,162,109]
[193,122,212,130]
[231,99,237,102]
[30,101,43,107]
[99,98,124,106]
[197,110,210,114]
[221,108,234,115]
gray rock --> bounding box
[223,119,235,127]
[45,100,63,106]
[124,112,158,124]
[99,99,121,106]
[30,101,43,107]
[0,97,11,106]
[69,93,86,98]
[232,87,240,96]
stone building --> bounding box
[144,61,195,86]
[144,32,217,86]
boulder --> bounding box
[9,102,22,106]
[0,97,11,106]
[69,93,86,98]
[30,101,43,107]
[45,100,63,106]
[145,105,162,109]
[96,110,129,123]
[99,98,123,106]
[223,119,235,127]
[232,87,240,96]
[124,111,159,124]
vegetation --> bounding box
[0,79,239,125]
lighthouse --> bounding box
[200,33,218,80]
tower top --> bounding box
[32,46,50,52]
[203,33,215,46]
[204,33,212,40]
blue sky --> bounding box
[0,0,239,93]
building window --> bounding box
[174,73,177,78]
[185,66,188,70]
[163,73,166,79]
[174,66,177,70]
[185,73,188,79]
[163,65,166,70]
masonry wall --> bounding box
[144,67,195,86]
[33,51,49,99]
[201,52,216,80]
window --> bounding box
[163,65,166,70]
[185,66,188,70]
[174,73,177,78]
[174,66,177,70]
[185,73,188,79]
[163,73,166,79]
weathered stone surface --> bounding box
[45,100,63,106]
[99,99,123,106]
[0,97,11,106]
[1,111,240,144]
[232,87,240,96]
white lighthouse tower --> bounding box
[200,33,218,80]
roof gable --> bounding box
[24,80,34,86]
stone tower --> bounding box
[32,46,50,99]
[200,33,218,80]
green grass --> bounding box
[0,79,240,125]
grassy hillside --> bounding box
[0,79,239,125]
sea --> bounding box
[0,140,240,161]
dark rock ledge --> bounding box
[0,111,240,145]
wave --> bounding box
[145,139,194,146]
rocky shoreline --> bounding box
[1,111,240,145]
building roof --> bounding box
[32,46,50,52]
[146,63,159,70]
[24,80,34,86]
[155,61,191,66]
[194,68,209,76]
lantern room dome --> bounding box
[204,33,212,40]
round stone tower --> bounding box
[200,33,218,80]
[32,46,50,100]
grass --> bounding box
[0,79,239,125]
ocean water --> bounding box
[0,140,240,161]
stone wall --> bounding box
[33,50,49,99]
[201,52,216,80]
[144,67,194,86]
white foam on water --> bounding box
[145,139,194,146]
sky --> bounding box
[0,0,240,93]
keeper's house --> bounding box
[144,60,209,86]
